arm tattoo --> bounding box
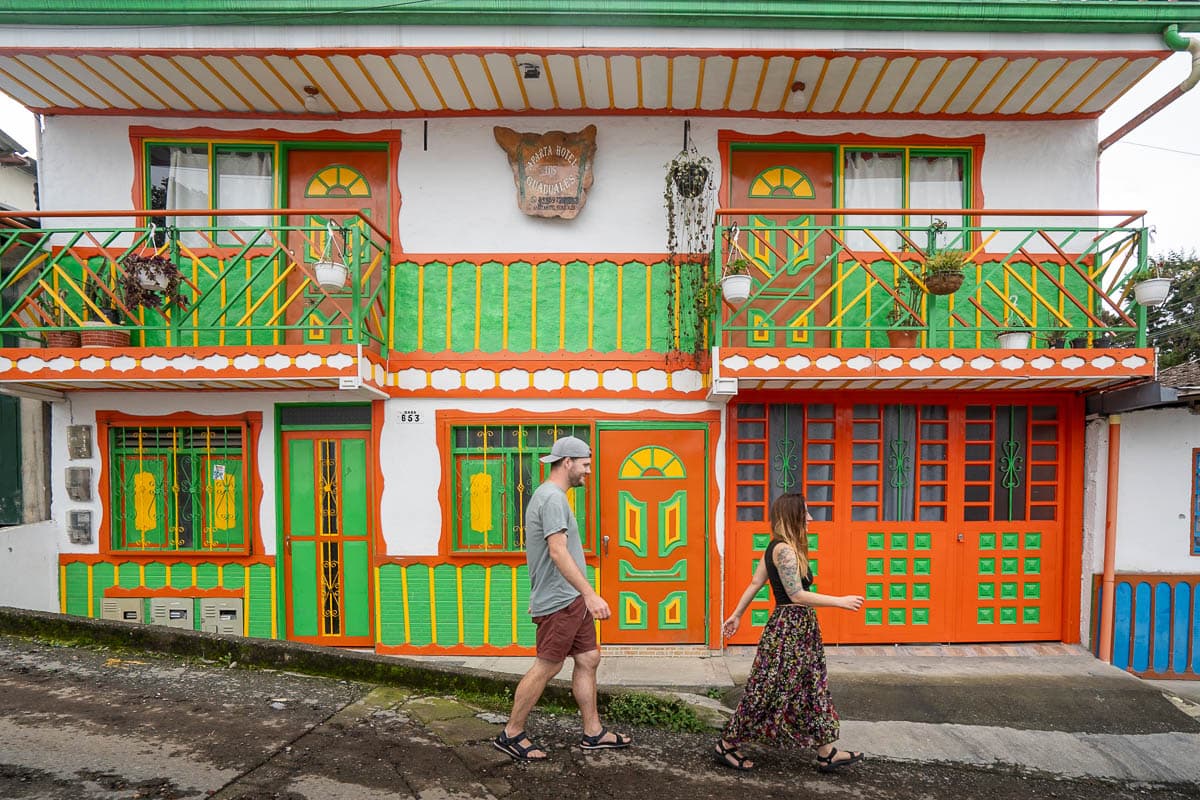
[773,544,805,602]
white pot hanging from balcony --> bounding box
[314,259,349,290]
[997,330,1032,349]
[1133,277,1171,307]
[721,274,752,303]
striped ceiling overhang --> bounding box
[0,46,1171,119]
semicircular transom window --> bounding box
[306,165,371,198]
[749,166,816,199]
[619,446,687,479]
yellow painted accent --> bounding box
[615,263,623,349]
[13,54,90,108]
[270,565,277,638]
[416,263,425,350]
[588,263,595,350]
[445,264,453,350]
[400,567,412,644]
[483,565,492,645]
[73,56,140,108]
[416,54,449,110]
[885,57,921,113]
[199,54,257,110]
[665,55,674,108]
[721,56,738,109]
[671,262,680,349]
[510,568,518,643]
[351,55,391,111]
[474,266,482,350]
[860,57,890,112]
[749,55,769,110]
[1019,58,1071,114]
[456,568,464,645]
[381,55,421,109]
[559,263,567,350]
[530,265,538,350]
[478,54,504,107]
[133,471,158,533]
[833,57,862,112]
[259,57,307,106]
[663,500,682,549]
[387,258,396,352]
[243,582,251,637]
[620,446,686,478]
[625,501,643,552]
[428,568,438,644]
[86,567,94,616]
[0,64,53,107]
[939,58,982,113]
[788,311,810,344]
[993,59,1039,112]
[1049,59,1098,113]
[126,57,196,110]
[625,595,642,626]
[751,310,772,343]
[502,263,510,350]
[665,596,681,625]
[806,57,831,113]
[541,54,560,107]
[635,51,644,107]
[374,568,382,644]
[604,55,615,109]
[167,55,227,109]
[58,566,66,613]
[212,474,237,531]
[510,55,532,109]
[446,55,477,110]
[1071,59,1133,114]
[469,471,494,535]
[644,266,652,350]
[574,56,587,108]
[694,56,706,108]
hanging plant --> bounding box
[119,252,187,310]
[663,137,715,361]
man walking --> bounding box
[493,435,632,761]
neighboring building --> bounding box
[0,2,1195,661]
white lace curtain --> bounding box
[164,148,273,247]
[842,152,965,253]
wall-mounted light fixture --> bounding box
[519,62,541,80]
[301,84,335,114]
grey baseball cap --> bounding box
[539,435,592,463]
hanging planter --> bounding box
[997,330,1032,349]
[922,250,967,296]
[671,161,710,199]
[887,329,920,347]
[1133,277,1171,307]
[314,259,349,290]
[720,273,752,303]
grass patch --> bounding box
[605,692,708,733]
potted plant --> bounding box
[80,280,130,348]
[922,249,967,296]
[1130,263,1171,307]
[885,274,923,347]
[1041,318,1070,349]
[666,142,712,200]
[720,257,753,303]
[119,252,187,310]
[35,289,80,348]
[663,139,715,361]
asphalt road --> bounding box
[1,634,1198,800]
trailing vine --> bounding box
[663,140,715,362]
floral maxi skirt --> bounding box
[723,604,839,749]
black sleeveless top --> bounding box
[765,539,813,606]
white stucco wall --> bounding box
[0,520,59,612]
[38,113,1099,253]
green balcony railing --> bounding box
[709,208,1152,351]
[0,209,392,356]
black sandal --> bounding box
[493,730,548,761]
[579,726,632,750]
[713,740,754,771]
[816,746,863,773]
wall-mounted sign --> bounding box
[494,125,597,219]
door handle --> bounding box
[602,535,610,555]
[956,533,964,543]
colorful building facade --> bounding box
[0,2,1196,662]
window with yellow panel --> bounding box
[108,423,250,553]
[450,423,592,553]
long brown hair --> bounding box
[770,492,810,580]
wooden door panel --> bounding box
[599,428,708,644]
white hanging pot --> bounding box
[136,270,169,291]
[997,331,1032,349]
[1133,277,1171,307]
[721,274,752,303]
[314,260,349,290]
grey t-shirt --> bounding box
[524,481,587,617]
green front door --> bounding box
[282,430,374,646]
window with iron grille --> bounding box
[450,423,591,553]
[109,423,249,552]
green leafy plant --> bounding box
[887,274,923,328]
[84,280,120,323]
[604,692,708,733]
[35,288,70,326]
[119,252,187,310]
[922,249,967,295]
[1041,317,1071,348]
[664,143,715,362]
[723,257,751,277]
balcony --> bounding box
[705,208,1157,392]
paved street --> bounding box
[2,633,1199,800]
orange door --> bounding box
[597,426,709,644]
[727,148,836,347]
[284,149,390,344]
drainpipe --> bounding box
[1099,25,1200,154]
[1098,415,1121,663]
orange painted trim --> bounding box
[95,409,265,557]
[375,642,532,656]
[59,553,275,566]
[1099,414,1122,661]
[705,411,722,649]
[371,399,388,558]
[397,251,671,264]
[103,586,242,598]
[432,409,721,560]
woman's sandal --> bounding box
[493,729,548,761]
[579,726,632,750]
[713,740,754,771]
[815,746,864,773]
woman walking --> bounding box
[715,492,865,773]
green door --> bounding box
[282,430,374,646]
[0,394,20,525]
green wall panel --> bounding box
[342,540,371,638]
[487,563,514,647]
[194,562,219,589]
[502,262,532,353]
[289,541,318,637]
[620,262,647,353]
[341,438,368,534]
[393,262,420,353]
[143,562,167,589]
[477,261,505,352]
[118,561,141,588]
[591,262,618,352]
[63,562,89,616]
[420,264,448,353]
[534,260,561,353]
[287,439,315,537]
[461,563,486,647]
[247,563,274,639]
[169,562,193,589]
[91,562,116,619]
[221,562,245,589]
[433,563,460,646]
[377,563,406,646]
[563,260,590,352]
[515,565,535,646]
[450,260,477,351]
[404,564,433,647]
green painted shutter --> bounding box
[0,395,20,525]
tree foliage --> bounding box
[1143,250,1200,368]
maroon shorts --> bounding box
[532,595,597,662]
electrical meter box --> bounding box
[100,597,143,624]
[199,598,244,635]
[148,597,194,630]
